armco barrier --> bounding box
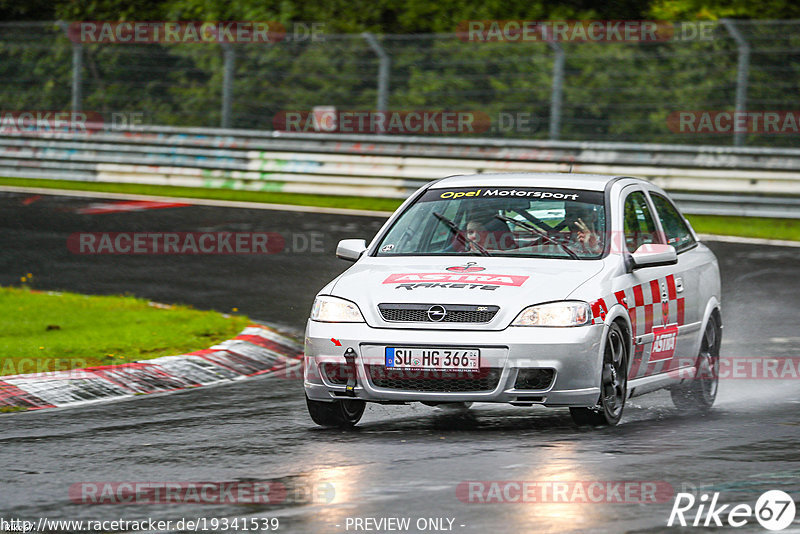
[2,125,800,216]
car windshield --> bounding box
[375,186,606,259]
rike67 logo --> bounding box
[668,490,796,530]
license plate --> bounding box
[385,347,480,370]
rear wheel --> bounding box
[306,396,366,427]
[671,315,720,412]
[571,322,629,427]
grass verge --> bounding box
[0,177,798,241]
[0,286,250,376]
[0,176,403,212]
[688,214,800,242]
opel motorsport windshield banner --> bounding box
[421,187,604,205]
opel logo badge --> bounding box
[427,305,447,322]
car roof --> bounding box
[429,172,643,192]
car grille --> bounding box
[365,365,501,392]
[378,304,499,323]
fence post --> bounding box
[58,21,83,113]
[721,19,750,147]
[542,25,565,141]
[362,33,391,120]
[220,42,235,129]
[547,40,565,141]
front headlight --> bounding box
[512,301,591,327]
[310,295,365,323]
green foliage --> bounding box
[9,0,796,32]
[0,286,251,373]
[648,0,800,20]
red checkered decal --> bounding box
[591,275,685,379]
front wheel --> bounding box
[306,396,366,428]
[571,322,629,427]
[671,315,720,413]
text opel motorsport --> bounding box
[304,173,722,427]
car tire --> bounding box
[671,315,720,413]
[570,322,629,427]
[306,395,366,428]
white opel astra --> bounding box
[304,173,722,427]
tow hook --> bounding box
[344,347,358,397]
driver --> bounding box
[452,213,515,252]
[465,219,490,252]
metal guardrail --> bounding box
[2,125,799,217]
[669,193,800,219]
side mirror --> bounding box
[336,239,367,262]
[630,243,677,270]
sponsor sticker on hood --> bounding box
[383,273,528,287]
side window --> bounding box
[623,191,658,253]
[651,193,696,252]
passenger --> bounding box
[561,203,603,254]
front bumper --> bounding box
[303,321,606,407]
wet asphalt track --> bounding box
[1,191,799,534]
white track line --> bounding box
[0,185,394,218]
[698,233,800,248]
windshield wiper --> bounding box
[433,212,490,256]
[495,214,581,260]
